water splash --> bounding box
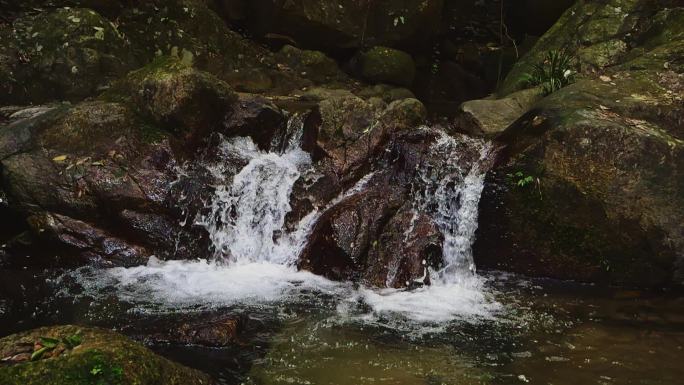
[64,122,501,325]
[347,128,500,323]
[198,136,311,265]
[412,130,495,282]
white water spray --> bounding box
[66,120,500,323]
[412,130,494,283]
[199,136,311,265]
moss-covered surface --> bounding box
[275,45,347,84]
[499,0,658,95]
[104,55,237,137]
[477,41,684,286]
[0,325,214,385]
[475,0,684,286]
[359,46,416,87]
[0,7,137,104]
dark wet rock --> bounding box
[298,173,406,283]
[0,97,217,263]
[0,325,214,385]
[415,60,490,118]
[476,9,684,286]
[456,87,543,136]
[0,101,183,266]
[299,130,445,288]
[0,7,137,105]
[141,314,245,347]
[364,205,443,288]
[357,46,416,87]
[313,96,426,177]
[475,2,684,287]
[105,56,237,143]
[222,94,287,151]
[275,45,348,84]
[238,0,444,53]
[288,96,427,229]
[314,95,381,168]
[0,105,70,161]
[356,84,416,104]
[26,212,150,267]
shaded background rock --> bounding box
[0,7,137,104]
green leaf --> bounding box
[63,334,82,349]
[40,337,59,348]
[90,365,103,376]
[30,346,51,361]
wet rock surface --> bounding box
[299,129,458,288]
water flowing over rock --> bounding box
[299,129,495,288]
[199,136,312,264]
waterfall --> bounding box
[198,124,495,283]
[200,136,311,265]
[411,130,494,284]
[67,119,500,322]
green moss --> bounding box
[359,46,416,87]
[139,121,169,144]
[0,325,213,385]
[0,7,136,104]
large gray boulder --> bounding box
[476,5,684,286]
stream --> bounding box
[1,127,683,385]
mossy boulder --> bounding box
[457,87,543,136]
[356,84,416,103]
[115,0,306,94]
[499,0,662,95]
[0,7,137,104]
[358,46,416,87]
[475,2,684,287]
[476,39,684,286]
[275,45,347,84]
[0,325,214,385]
[0,101,179,266]
[106,56,237,139]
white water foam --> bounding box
[348,129,500,323]
[66,126,500,324]
[73,257,342,311]
[198,136,311,265]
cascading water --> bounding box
[66,117,500,322]
[199,136,311,265]
[411,130,495,283]
[349,128,499,323]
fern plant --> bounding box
[525,49,576,95]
